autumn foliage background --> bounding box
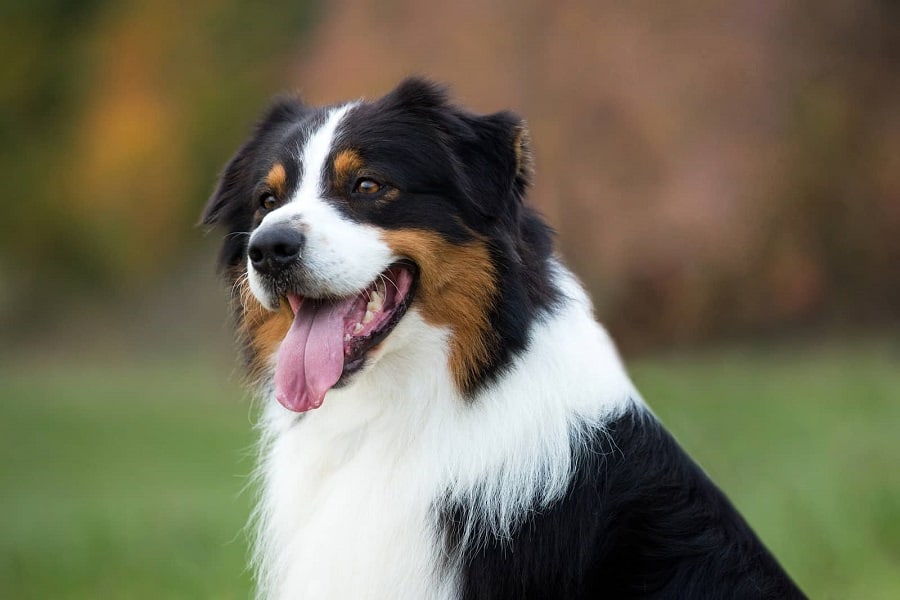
[2,0,898,354]
[1,1,899,598]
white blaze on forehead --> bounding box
[296,103,357,200]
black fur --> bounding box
[444,405,805,599]
[203,79,803,598]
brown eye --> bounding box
[260,193,278,211]
[353,178,382,195]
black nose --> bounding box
[248,227,305,276]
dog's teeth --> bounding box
[344,333,351,342]
[353,323,364,334]
[366,292,383,314]
[363,310,374,324]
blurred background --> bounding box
[1,0,898,597]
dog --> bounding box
[201,78,805,599]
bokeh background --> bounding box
[2,1,898,597]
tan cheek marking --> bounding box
[381,230,498,393]
[231,271,292,377]
[265,163,287,197]
[333,149,363,189]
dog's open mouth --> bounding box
[274,261,418,412]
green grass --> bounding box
[0,360,257,599]
[632,342,900,599]
[1,342,898,598]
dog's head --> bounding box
[202,78,555,412]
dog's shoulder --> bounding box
[448,406,806,599]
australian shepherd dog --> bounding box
[201,78,804,599]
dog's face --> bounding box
[202,78,545,412]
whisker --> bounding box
[231,271,254,310]
[378,273,400,294]
[230,272,246,298]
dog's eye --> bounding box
[353,178,382,195]
[259,193,278,211]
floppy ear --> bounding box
[200,96,309,227]
[458,110,534,218]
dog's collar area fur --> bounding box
[202,78,805,599]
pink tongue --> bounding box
[274,297,354,412]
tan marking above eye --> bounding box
[265,163,287,197]
[334,149,363,179]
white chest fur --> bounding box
[258,406,454,599]
[251,269,638,599]
[253,311,461,600]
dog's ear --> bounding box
[459,110,533,219]
[480,110,533,199]
[379,76,450,115]
[200,96,309,227]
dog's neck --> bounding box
[252,262,640,599]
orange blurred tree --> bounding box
[0,0,318,323]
